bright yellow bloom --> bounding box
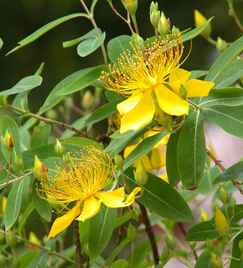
[37,148,140,239]
[99,37,214,133]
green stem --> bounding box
[206,36,217,46]
[229,3,243,32]
[0,171,32,188]
[6,151,12,184]
[187,99,199,110]
[131,14,139,34]
[74,220,83,268]
[130,241,134,268]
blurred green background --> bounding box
[1,0,243,112]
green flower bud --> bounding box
[189,241,196,250]
[6,230,17,247]
[217,185,227,203]
[134,160,147,196]
[230,197,236,209]
[0,254,7,267]
[121,0,138,15]
[62,154,69,165]
[130,209,140,221]
[150,2,160,29]
[54,139,65,157]
[82,90,94,111]
[64,96,74,110]
[206,238,215,251]
[127,223,137,242]
[132,33,145,51]
[171,26,180,36]
[15,156,23,171]
[216,37,227,53]
[210,252,223,268]
[33,155,48,180]
[45,109,58,120]
[114,153,124,172]
[239,239,243,254]
[1,130,15,151]
[162,246,170,260]
[0,95,8,107]
[165,232,175,250]
[211,199,219,212]
[179,84,187,100]
[158,12,170,35]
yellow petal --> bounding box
[96,187,126,207]
[76,197,101,222]
[155,84,189,116]
[120,90,155,133]
[48,200,82,239]
[117,93,143,115]
[169,68,191,96]
[185,79,214,97]
[123,187,141,205]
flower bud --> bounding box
[134,160,147,196]
[1,130,15,151]
[15,156,23,172]
[33,155,47,180]
[1,196,7,214]
[198,208,210,223]
[230,197,236,209]
[130,209,140,221]
[0,95,8,107]
[194,10,211,38]
[0,254,7,267]
[165,232,175,250]
[45,109,58,120]
[121,0,138,15]
[132,33,145,51]
[210,252,223,268]
[62,154,69,165]
[114,153,124,172]
[211,199,219,212]
[127,223,137,242]
[215,207,229,237]
[6,230,17,247]
[206,238,215,251]
[162,246,170,260]
[216,37,227,53]
[54,139,65,157]
[82,90,94,111]
[239,239,243,254]
[158,12,170,35]
[28,232,41,250]
[189,241,196,250]
[150,2,160,29]
[171,26,180,36]
[64,96,73,110]
[217,185,227,203]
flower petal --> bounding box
[120,90,155,133]
[76,197,101,222]
[155,84,189,116]
[185,79,214,97]
[123,187,141,205]
[169,68,191,96]
[48,200,82,239]
[117,93,143,115]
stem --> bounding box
[0,171,33,188]
[206,148,243,195]
[74,220,83,268]
[206,36,217,46]
[229,3,243,32]
[130,241,134,268]
[131,14,139,34]
[6,151,12,184]
[79,0,108,65]
[138,203,160,265]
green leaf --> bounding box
[189,70,208,79]
[56,65,107,95]
[107,35,132,63]
[77,32,106,57]
[4,180,24,231]
[205,35,243,83]
[198,166,220,195]
[88,206,116,262]
[31,124,51,148]
[17,201,35,235]
[213,161,243,184]
[0,75,42,96]
[12,92,28,111]
[110,260,129,268]
[227,205,243,223]
[203,105,243,138]
[231,231,243,268]
[7,13,88,55]
[185,221,241,241]
[35,62,45,76]
[27,251,49,268]
[0,38,3,49]
[199,87,243,109]
[123,131,170,171]
[177,111,206,188]
[195,246,221,268]
[124,168,194,222]
[105,90,123,103]
[20,252,40,268]
[32,179,52,222]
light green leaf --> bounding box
[178,111,206,188]
[7,13,88,55]
[12,92,28,111]
[205,35,243,83]
[199,87,243,108]
[123,131,170,171]
[31,124,51,148]
[110,260,129,268]
[0,38,3,49]
[4,180,24,231]
[77,32,106,57]
[124,168,194,222]
[189,70,208,79]
[88,206,116,262]
[203,105,243,138]
[198,166,220,195]
[27,251,49,268]
[230,232,243,268]
[35,62,45,76]
[0,75,42,96]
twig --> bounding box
[206,149,243,195]
[74,220,83,268]
[138,203,160,265]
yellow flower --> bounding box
[99,37,214,133]
[194,10,211,38]
[37,147,140,239]
[215,207,229,237]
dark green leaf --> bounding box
[77,32,106,57]
[105,90,124,103]
[4,180,24,231]
[88,206,116,262]
[203,105,243,138]
[178,111,206,188]
[31,124,51,148]
[213,161,243,184]
[205,35,243,83]
[230,231,243,268]
[7,13,88,55]
[0,75,42,95]
[20,252,40,268]
[189,70,208,79]
[198,166,220,195]
[227,205,243,223]
[199,87,243,109]
[124,168,194,222]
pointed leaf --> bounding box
[124,168,194,222]
[231,232,243,268]
[178,111,206,188]
[198,166,220,195]
[31,124,51,148]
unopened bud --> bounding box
[127,223,137,242]
[121,0,138,15]
[82,90,94,111]
[6,230,17,247]
[194,10,211,38]
[134,160,147,196]
[217,185,227,203]
[165,232,175,250]
[54,139,65,157]
[210,252,223,268]
[114,153,124,172]
[0,95,8,107]
[239,239,243,254]
[45,109,58,120]
[33,155,47,180]
[15,156,23,171]
[198,208,210,223]
[130,209,140,221]
[2,196,7,214]
[158,12,170,35]
[189,241,196,250]
[132,33,145,51]
[230,197,236,209]
[211,199,219,212]
[171,26,180,36]
[150,2,160,29]
[162,246,170,260]
[216,37,227,53]
[206,238,215,250]
[215,207,229,237]
[1,130,15,151]
[64,96,73,110]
